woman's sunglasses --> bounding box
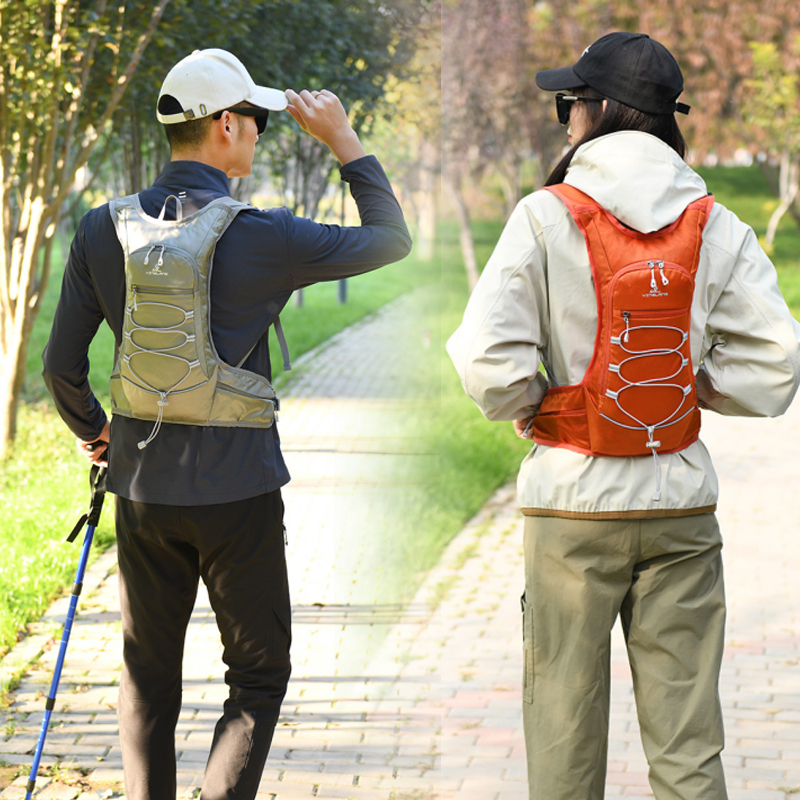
[212,105,270,135]
[555,93,604,126]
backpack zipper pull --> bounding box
[658,261,669,286]
[647,260,658,292]
[622,311,631,342]
[144,245,157,266]
[156,245,165,267]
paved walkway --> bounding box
[1,288,800,800]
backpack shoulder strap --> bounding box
[543,183,599,215]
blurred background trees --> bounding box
[442,0,800,281]
[4,0,800,452]
[0,0,170,455]
[0,0,438,455]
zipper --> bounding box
[217,383,275,400]
[131,284,188,312]
[621,308,686,321]
[647,261,658,292]
[622,311,631,342]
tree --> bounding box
[365,0,441,261]
[0,0,170,456]
[101,0,265,196]
[442,0,532,289]
[744,38,800,250]
[234,0,423,219]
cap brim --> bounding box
[249,85,288,111]
[535,66,585,92]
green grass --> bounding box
[24,239,427,407]
[392,163,800,584]
[379,220,531,593]
[4,163,800,655]
[695,164,800,315]
[0,402,117,659]
[2,235,428,658]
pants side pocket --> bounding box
[521,592,534,704]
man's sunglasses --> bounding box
[555,93,604,126]
[212,105,270,135]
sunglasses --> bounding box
[212,105,270,135]
[555,93,604,126]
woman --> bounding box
[447,32,800,800]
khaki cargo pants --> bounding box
[522,513,728,800]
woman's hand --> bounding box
[513,416,536,440]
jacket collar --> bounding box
[153,160,231,196]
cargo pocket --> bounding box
[521,592,534,704]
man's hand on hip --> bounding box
[77,419,110,466]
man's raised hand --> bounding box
[285,88,366,165]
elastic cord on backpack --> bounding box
[138,392,168,450]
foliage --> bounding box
[365,0,440,257]
[98,0,430,215]
[742,37,800,249]
[441,0,800,252]
[0,0,170,455]
[236,0,427,218]
[745,38,800,154]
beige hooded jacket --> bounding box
[447,131,800,518]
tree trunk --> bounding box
[0,213,52,457]
[757,160,800,230]
[495,161,522,221]
[445,176,479,291]
[765,151,799,249]
[415,139,438,262]
[0,0,171,454]
[0,336,25,455]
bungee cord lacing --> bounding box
[603,307,695,502]
[123,299,205,449]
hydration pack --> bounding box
[532,184,714,500]
[108,194,290,449]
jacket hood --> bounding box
[564,131,708,233]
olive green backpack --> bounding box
[108,194,290,449]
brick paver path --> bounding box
[2,288,799,800]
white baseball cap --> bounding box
[157,48,287,124]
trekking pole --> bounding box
[25,461,108,800]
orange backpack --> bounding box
[532,184,714,499]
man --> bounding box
[42,48,411,800]
[447,32,800,800]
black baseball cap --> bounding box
[535,32,690,116]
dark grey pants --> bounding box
[115,491,291,800]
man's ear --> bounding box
[215,110,234,145]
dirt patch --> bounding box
[0,763,23,792]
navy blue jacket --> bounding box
[42,155,411,505]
